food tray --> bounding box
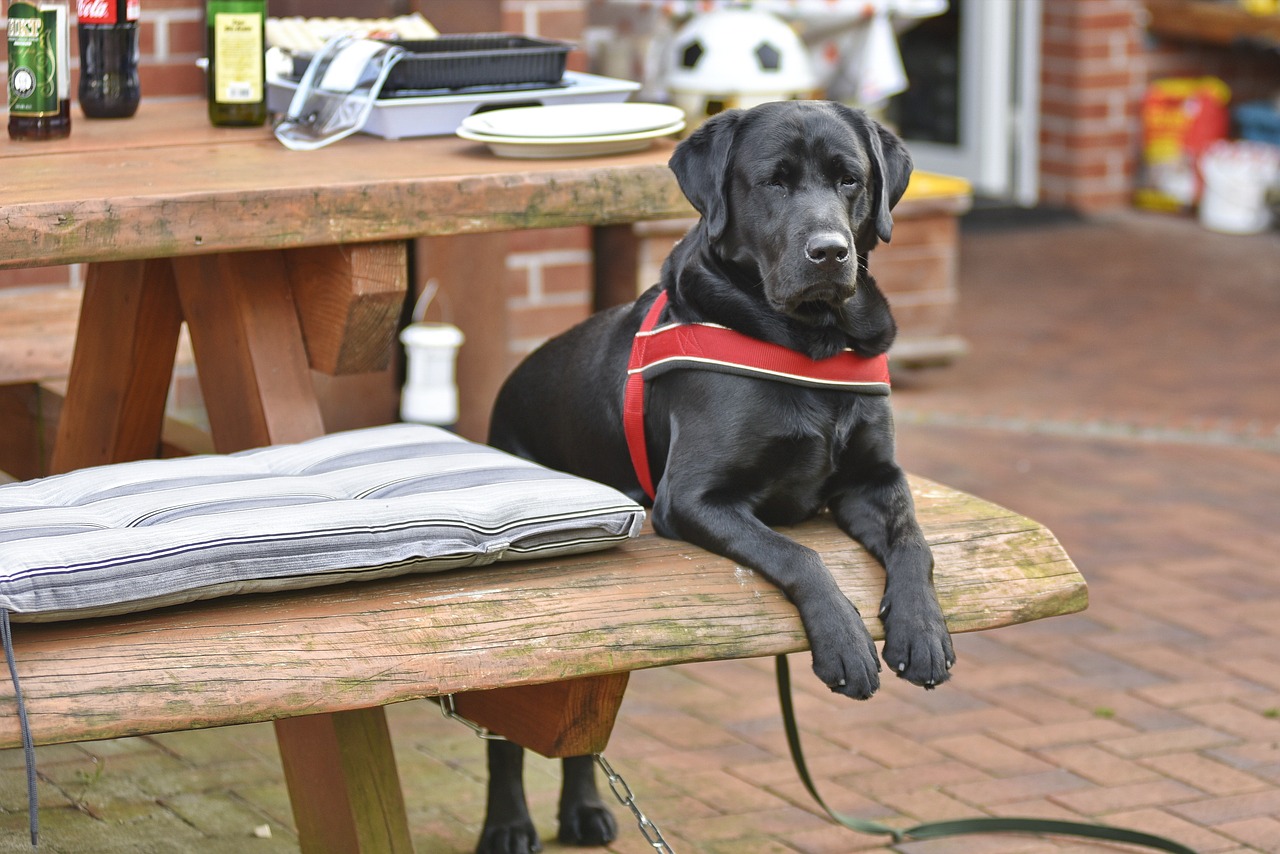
[288,33,572,94]
[266,70,641,140]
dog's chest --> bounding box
[741,392,874,522]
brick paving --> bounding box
[2,211,1278,852]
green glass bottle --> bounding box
[6,0,72,140]
[205,0,266,127]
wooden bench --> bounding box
[0,476,1086,853]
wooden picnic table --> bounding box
[0,99,1076,854]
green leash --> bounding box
[775,655,1197,853]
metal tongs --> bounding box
[274,36,405,151]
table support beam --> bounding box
[50,259,182,474]
[274,708,414,854]
[173,252,326,451]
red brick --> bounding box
[505,226,589,254]
[947,769,1093,808]
[1170,789,1280,827]
[1217,816,1280,852]
[1036,745,1161,787]
[929,733,1055,777]
[1052,779,1203,815]
[1180,702,1280,740]
[837,726,942,769]
[1102,727,1239,759]
[1140,754,1269,797]
[998,719,1136,751]
[1102,808,1237,853]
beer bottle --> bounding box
[7,0,72,140]
[205,0,266,127]
[77,0,141,118]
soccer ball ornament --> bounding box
[666,8,817,131]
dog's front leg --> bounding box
[830,470,955,689]
[653,493,881,699]
[478,740,541,854]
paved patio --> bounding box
[2,210,1278,853]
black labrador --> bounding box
[478,100,955,853]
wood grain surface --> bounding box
[0,476,1085,750]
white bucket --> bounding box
[399,322,465,426]
[1198,140,1280,234]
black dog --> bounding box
[478,100,955,854]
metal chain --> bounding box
[437,694,677,853]
[437,694,508,740]
[594,754,678,854]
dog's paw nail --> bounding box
[897,662,906,673]
[946,658,955,670]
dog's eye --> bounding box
[839,174,859,188]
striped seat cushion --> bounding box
[0,424,645,622]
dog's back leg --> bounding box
[558,755,617,845]
[478,740,540,854]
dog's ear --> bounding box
[668,110,744,241]
[857,113,913,244]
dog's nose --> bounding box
[805,233,851,267]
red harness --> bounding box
[623,290,892,500]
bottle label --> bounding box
[7,2,64,117]
[77,0,114,24]
[212,12,262,104]
[76,0,136,24]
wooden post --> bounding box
[592,224,643,312]
[172,251,326,451]
[416,233,510,442]
[50,259,182,473]
[274,709,414,854]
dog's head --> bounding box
[669,101,911,335]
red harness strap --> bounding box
[623,290,891,500]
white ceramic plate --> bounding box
[456,121,684,159]
[459,102,686,139]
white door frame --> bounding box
[905,0,1041,204]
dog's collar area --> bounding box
[623,290,891,499]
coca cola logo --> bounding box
[77,0,115,24]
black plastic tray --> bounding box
[289,33,572,93]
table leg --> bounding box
[171,250,413,852]
[172,251,326,451]
[415,233,510,442]
[274,708,414,854]
[50,259,182,474]
[592,224,642,312]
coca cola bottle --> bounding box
[6,0,72,140]
[77,0,141,118]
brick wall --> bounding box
[1038,0,1149,213]
[1038,0,1280,214]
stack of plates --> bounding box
[457,102,685,158]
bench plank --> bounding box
[0,475,1085,751]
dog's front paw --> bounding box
[477,820,542,854]
[559,801,617,847]
[808,596,882,700]
[879,590,954,689]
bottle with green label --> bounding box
[7,0,72,140]
[205,0,266,127]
